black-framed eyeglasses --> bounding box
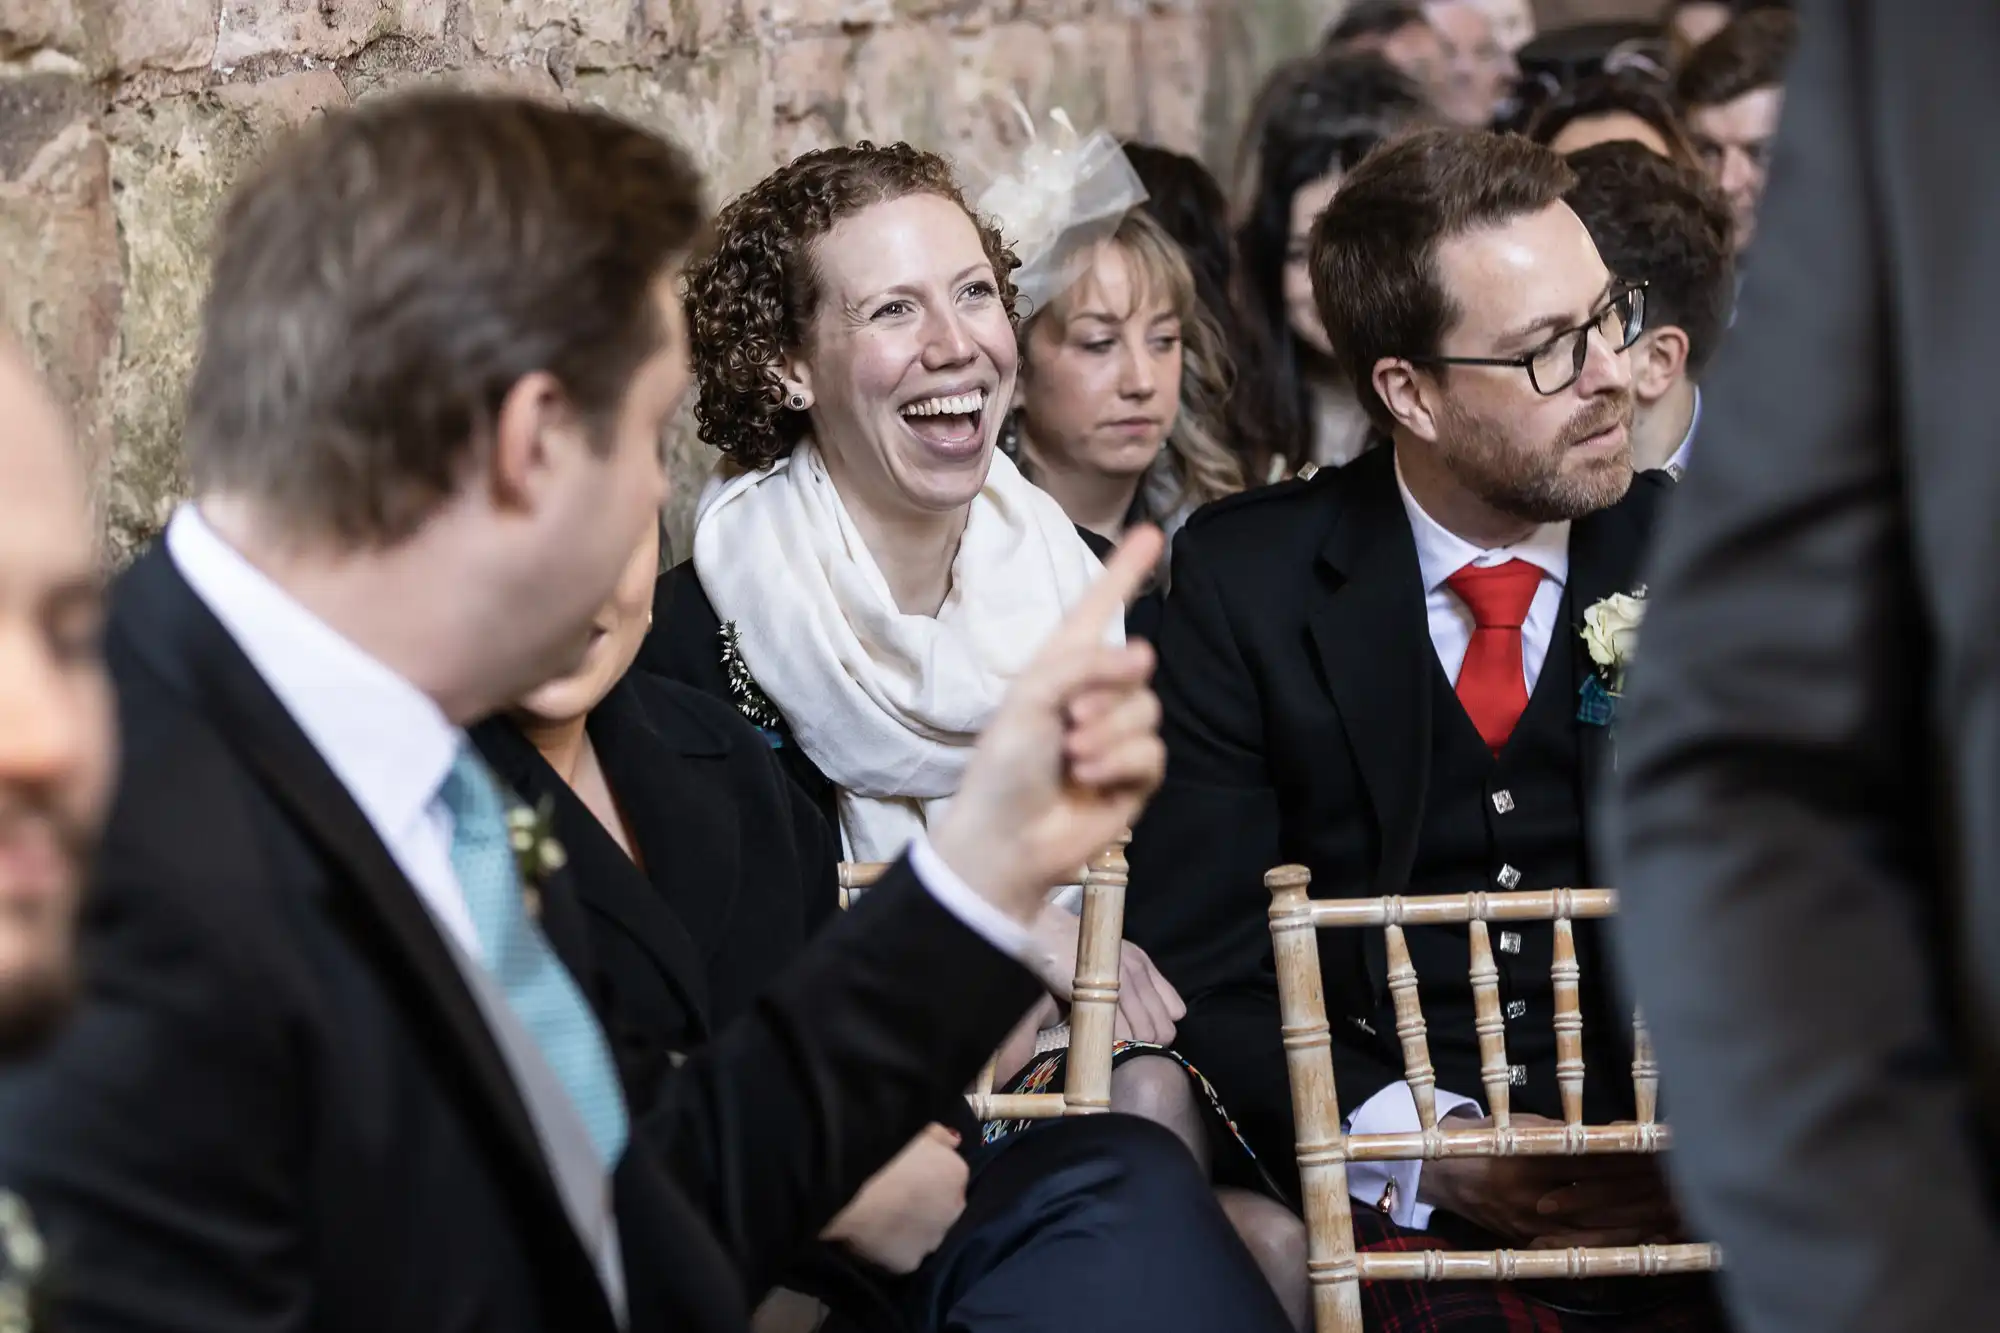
[1410,283,1648,396]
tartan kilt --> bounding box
[1351,1207,1731,1332]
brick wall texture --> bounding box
[1,0,1355,559]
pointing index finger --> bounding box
[1049,525,1164,654]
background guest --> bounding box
[1527,69,1702,167]
[1123,142,1289,487]
[1466,0,1536,55]
[1662,0,1733,65]
[1676,7,1799,252]
[1320,0,1445,90]
[1007,209,1242,546]
[1422,1,1518,126]
[1564,141,1735,476]
[1236,53,1432,472]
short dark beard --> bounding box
[0,955,75,1061]
[1437,391,1635,523]
[0,805,90,1061]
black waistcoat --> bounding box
[1368,592,1635,1123]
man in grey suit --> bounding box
[1614,3,2000,1330]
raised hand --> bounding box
[930,526,1166,922]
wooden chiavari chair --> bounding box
[1264,866,1720,1333]
[838,833,1130,1122]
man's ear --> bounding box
[489,371,585,513]
[1373,358,1441,443]
[1630,326,1690,406]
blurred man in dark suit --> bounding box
[0,338,109,1063]
[0,335,114,1327]
[1616,3,2000,1329]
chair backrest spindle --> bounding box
[1383,922,1438,1130]
[1551,917,1586,1125]
[1466,918,1512,1128]
[839,834,1131,1125]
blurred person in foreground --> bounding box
[0,339,108,1063]
[0,336,116,1328]
[1615,3,2000,1330]
[0,91,1260,1333]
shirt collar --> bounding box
[165,504,462,843]
[1392,449,1571,595]
[1665,386,1701,474]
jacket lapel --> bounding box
[1305,447,1437,900]
[598,689,743,985]
[111,548,611,1320]
[1562,488,1653,880]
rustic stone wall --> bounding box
[1,0,1339,561]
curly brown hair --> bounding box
[685,141,1021,470]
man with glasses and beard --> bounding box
[1127,128,1719,1328]
[0,335,114,1324]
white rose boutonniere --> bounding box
[1578,587,1646,726]
[506,797,567,920]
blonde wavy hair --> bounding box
[1016,210,1243,526]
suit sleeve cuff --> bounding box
[906,834,1037,964]
[1344,1083,1484,1229]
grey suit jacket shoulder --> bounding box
[1613,4,2000,1330]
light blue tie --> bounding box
[439,745,629,1170]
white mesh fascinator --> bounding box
[966,100,1149,315]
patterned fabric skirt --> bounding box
[980,1040,1281,1196]
[1351,1208,1729,1332]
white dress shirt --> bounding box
[1663,387,1701,478]
[165,505,1035,1311]
[1344,461,1573,1229]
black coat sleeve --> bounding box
[637,857,1039,1300]
[1611,3,2000,1328]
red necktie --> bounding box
[1446,559,1543,755]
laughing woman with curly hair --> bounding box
[636,139,1309,1328]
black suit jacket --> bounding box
[1613,4,2000,1329]
[1127,444,1665,1109]
[472,675,1025,1300]
[0,547,730,1332]
[0,548,1038,1333]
